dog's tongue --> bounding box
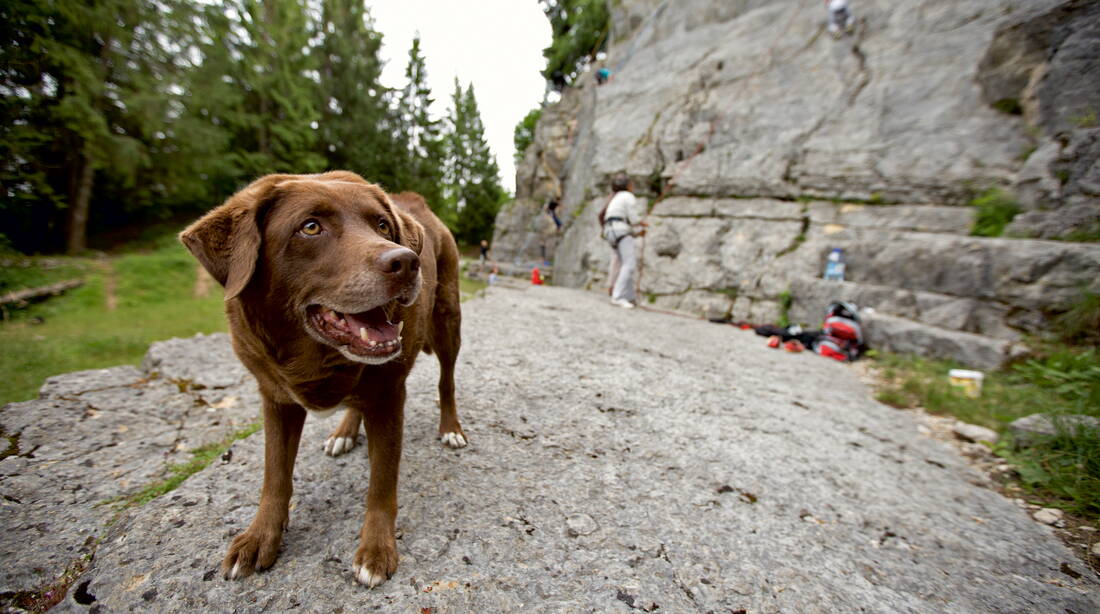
[345,307,398,343]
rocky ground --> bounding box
[2,283,1098,613]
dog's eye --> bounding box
[378,219,391,237]
[300,220,322,236]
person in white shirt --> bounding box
[826,0,853,37]
[600,174,646,308]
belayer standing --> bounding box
[478,239,490,272]
[599,174,646,309]
[826,0,854,38]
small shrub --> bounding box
[1052,289,1100,347]
[1061,222,1100,243]
[777,289,793,328]
[991,98,1023,115]
[969,188,1020,237]
[513,107,542,163]
[1072,108,1097,128]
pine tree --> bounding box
[540,0,610,89]
[444,80,505,245]
[223,0,324,178]
[313,0,403,188]
[0,0,196,253]
[396,34,446,213]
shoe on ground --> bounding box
[612,299,635,309]
[767,335,781,349]
[783,340,805,353]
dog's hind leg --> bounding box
[430,284,466,449]
[324,408,362,456]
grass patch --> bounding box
[459,275,488,302]
[777,289,793,328]
[1,429,19,461]
[105,421,262,513]
[0,257,91,299]
[872,347,1100,518]
[969,188,1020,237]
[1061,222,1100,243]
[1053,288,1100,346]
[1073,108,1097,129]
[0,237,227,405]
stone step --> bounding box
[859,311,1028,370]
[786,275,1032,369]
[787,276,1023,342]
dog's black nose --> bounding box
[378,247,419,276]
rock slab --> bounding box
[0,333,260,600]
[39,286,1097,613]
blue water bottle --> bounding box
[824,248,845,282]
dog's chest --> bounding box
[282,366,362,416]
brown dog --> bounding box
[180,171,466,588]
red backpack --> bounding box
[814,302,863,362]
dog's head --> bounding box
[180,171,426,365]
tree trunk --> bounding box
[66,151,94,255]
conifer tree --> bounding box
[396,35,446,214]
[540,0,610,89]
[0,0,197,253]
[223,0,324,178]
[444,79,505,245]
[313,0,403,188]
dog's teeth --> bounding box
[359,327,368,341]
[397,321,404,333]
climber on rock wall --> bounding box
[826,0,854,38]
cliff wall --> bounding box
[494,0,1100,367]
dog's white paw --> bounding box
[324,436,356,456]
[353,564,386,588]
[440,431,467,449]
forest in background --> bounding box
[0,0,506,254]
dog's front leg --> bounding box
[223,398,306,579]
[352,382,405,587]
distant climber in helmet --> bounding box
[826,0,854,38]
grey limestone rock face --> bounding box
[35,286,1097,613]
[0,333,259,599]
[502,0,1100,368]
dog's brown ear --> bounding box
[394,208,425,255]
[180,176,280,300]
[385,194,425,255]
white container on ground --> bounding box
[948,369,984,399]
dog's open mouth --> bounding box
[307,304,403,358]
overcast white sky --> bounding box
[369,1,552,194]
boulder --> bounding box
[1008,413,1100,447]
[0,334,259,597]
[953,421,1000,445]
